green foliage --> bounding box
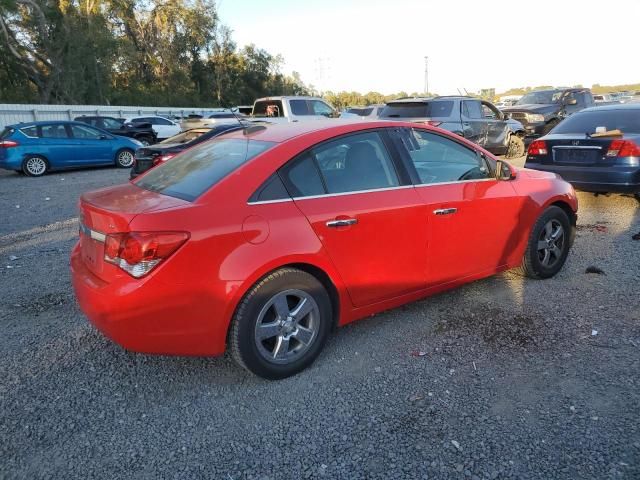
[0,0,308,106]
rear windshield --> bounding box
[552,109,640,134]
[347,107,374,116]
[252,100,284,118]
[1,127,14,139]
[135,138,274,201]
[380,101,453,118]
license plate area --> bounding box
[80,232,104,274]
[553,148,601,165]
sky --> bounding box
[217,0,640,95]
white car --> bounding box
[339,105,386,119]
[123,116,181,140]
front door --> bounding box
[69,124,112,164]
[461,99,487,145]
[481,101,509,151]
[392,127,522,285]
[280,130,429,307]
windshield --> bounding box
[552,109,640,134]
[516,90,563,105]
[135,138,274,201]
[379,101,453,118]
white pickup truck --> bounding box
[251,96,338,122]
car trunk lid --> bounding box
[536,134,627,166]
[78,183,189,280]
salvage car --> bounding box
[525,104,640,198]
[502,88,595,139]
[71,121,577,379]
[380,96,526,158]
[124,116,181,140]
[0,121,141,176]
[130,123,245,179]
[75,115,157,146]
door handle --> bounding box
[326,218,358,227]
[433,208,457,216]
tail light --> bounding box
[527,140,548,155]
[104,231,189,278]
[0,140,19,148]
[606,139,640,157]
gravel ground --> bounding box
[0,161,639,480]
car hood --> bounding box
[503,104,560,115]
[518,168,559,180]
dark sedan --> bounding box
[525,104,640,197]
[130,123,244,179]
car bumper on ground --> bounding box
[524,161,640,193]
[70,243,230,356]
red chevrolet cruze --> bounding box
[71,121,578,379]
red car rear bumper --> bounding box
[70,243,229,356]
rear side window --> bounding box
[290,100,311,115]
[249,174,290,202]
[280,153,325,197]
[40,124,69,138]
[19,126,37,137]
[253,100,284,118]
[380,101,453,118]
[135,138,274,201]
[313,131,399,194]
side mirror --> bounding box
[99,134,109,140]
[565,98,577,105]
[496,159,516,181]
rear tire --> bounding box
[230,268,332,380]
[115,149,135,168]
[517,206,572,279]
[138,136,153,146]
[22,155,48,177]
[505,134,525,159]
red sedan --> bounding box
[71,121,578,379]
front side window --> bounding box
[71,124,103,139]
[135,138,274,201]
[310,100,334,116]
[402,129,490,184]
[462,100,483,119]
[40,124,69,139]
[102,118,123,129]
[313,131,399,194]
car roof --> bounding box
[580,103,640,113]
[7,120,88,128]
[221,119,426,143]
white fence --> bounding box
[0,104,227,128]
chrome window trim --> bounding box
[18,127,38,139]
[292,184,415,201]
[79,223,106,243]
[413,178,496,188]
[247,198,294,206]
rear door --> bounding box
[461,99,488,145]
[392,128,522,285]
[280,130,429,307]
[37,124,77,168]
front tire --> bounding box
[505,134,525,158]
[518,206,572,279]
[22,155,49,177]
[230,268,332,380]
[115,149,135,168]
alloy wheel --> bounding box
[254,289,320,365]
[537,219,565,268]
[117,150,134,167]
[25,157,46,176]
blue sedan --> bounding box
[0,121,142,176]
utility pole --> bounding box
[423,56,429,95]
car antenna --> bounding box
[226,104,266,136]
